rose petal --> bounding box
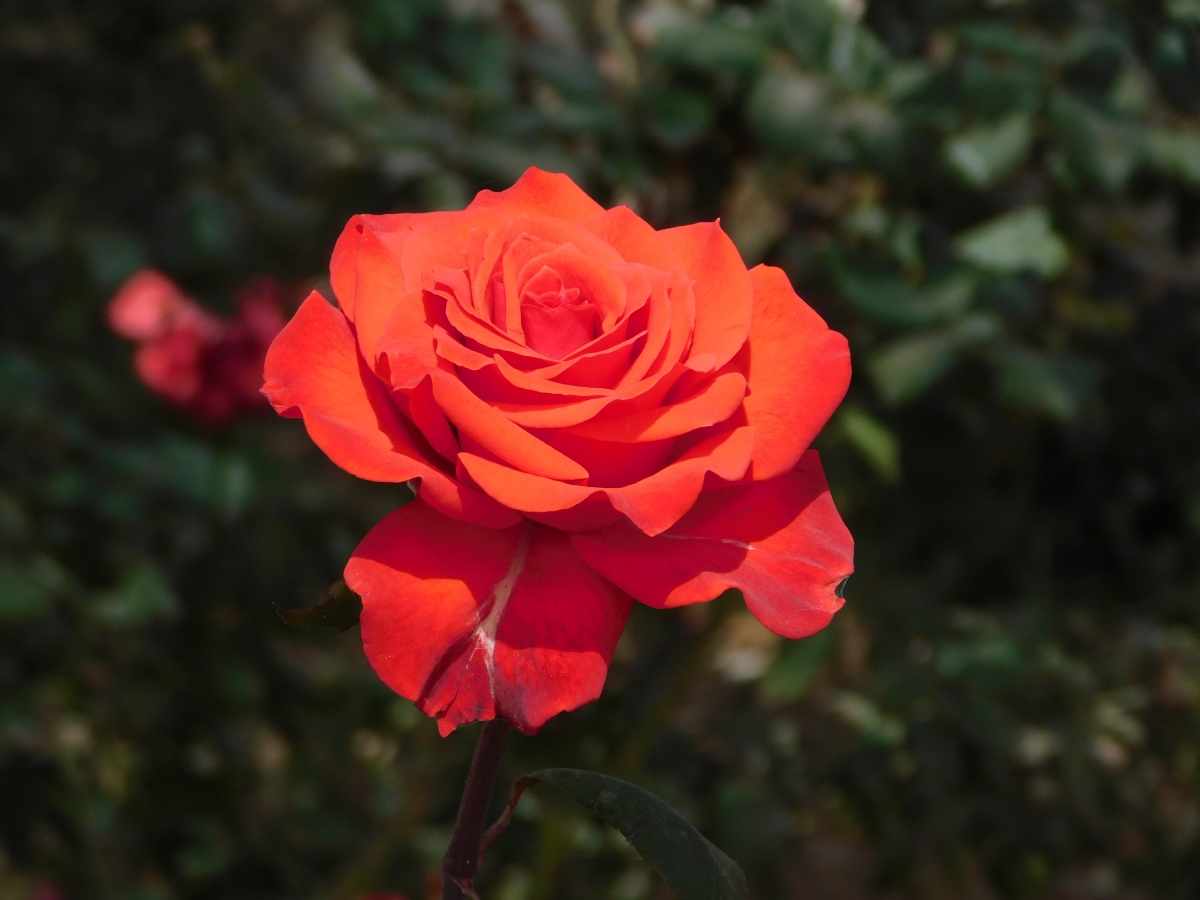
[467,168,605,222]
[330,213,424,322]
[660,222,753,369]
[548,432,675,488]
[460,425,753,536]
[457,452,596,515]
[741,265,851,480]
[493,528,632,733]
[329,217,365,321]
[347,502,630,735]
[354,228,429,371]
[581,206,688,275]
[572,451,853,638]
[564,371,747,443]
[605,425,754,536]
[263,292,519,527]
[427,371,590,482]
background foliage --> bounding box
[4,0,1200,897]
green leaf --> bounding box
[944,113,1034,189]
[642,88,714,150]
[988,343,1100,421]
[1167,0,1200,24]
[760,629,834,704]
[956,206,1070,278]
[836,268,976,327]
[836,405,902,482]
[653,9,769,74]
[503,769,748,900]
[0,558,64,623]
[276,580,362,632]
[747,69,831,155]
[870,315,1001,404]
[869,331,962,404]
[957,22,1053,65]
[95,566,179,627]
[825,691,906,746]
[1049,92,1145,192]
[1147,127,1200,185]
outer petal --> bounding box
[572,451,853,638]
[347,502,631,736]
[467,167,605,222]
[492,528,632,733]
[659,222,753,369]
[741,266,851,480]
[580,206,688,275]
[263,293,519,528]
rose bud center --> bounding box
[519,266,599,358]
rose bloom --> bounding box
[264,170,853,736]
[109,270,288,425]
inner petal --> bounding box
[520,267,599,358]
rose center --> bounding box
[519,266,599,358]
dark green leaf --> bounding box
[276,581,362,632]
[652,10,769,74]
[869,314,1001,404]
[508,769,748,900]
[95,566,179,627]
[835,268,976,327]
[1050,92,1145,192]
[642,88,714,150]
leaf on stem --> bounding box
[484,768,748,900]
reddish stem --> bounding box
[442,719,511,900]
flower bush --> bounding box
[6,0,1200,897]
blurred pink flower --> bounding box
[108,269,291,425]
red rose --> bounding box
[263,169,853,736]
[109,270,289,425]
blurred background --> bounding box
[4,0,1200,898]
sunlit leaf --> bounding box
[1146,127,1200,184]
[748,69,840,157]
[869,331,961,404]
[1167,0,1200,24]
[825,691,906,746]
[836,405,901,482]
[944,113,1033,189]
[956,206,1070,278]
